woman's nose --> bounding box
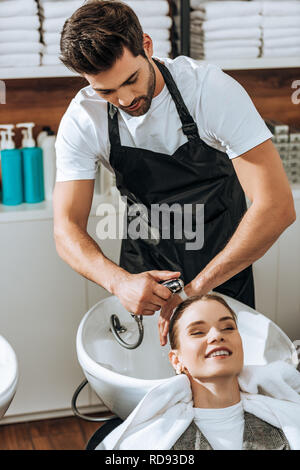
[207,327,224,343]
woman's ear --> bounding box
[169,350,183,374]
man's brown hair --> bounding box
[169,294,238,349]
[60,1,147,75]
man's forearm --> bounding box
[54,221,127,294]
[186,203,295,296]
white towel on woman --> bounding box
[190,1,262,19]
[41,1,83,19]
[262,1,300,16]
[262,16,300,29]
[0,30,40,43]
[190,27,262,41]
[0,53,41,67]
[263,37,300,48]
[0,42,43,54]
[0,0,38,18]
[263,47,300,58]
[0,15,40,31]
[190,14,263,32]
[96,361,300,450]
[190,46,260,60]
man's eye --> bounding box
[191,331,205,335]
[222,327,234,331]
[126,78,137,85]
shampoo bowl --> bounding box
[0,335,18,419]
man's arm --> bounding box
[187,138,296,295]
[159,139,296,345]
[53,179,178,315]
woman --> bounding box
[96,294,300,450]
[168,294,290,450]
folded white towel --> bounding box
[263,47,300,58]
[96,361,300,450]
[190,46,260,60]
[144,29,170,41]
[263,37,300,48]
[0,0,38,18]
[0,30,40,43]
[43,15,173,33]
[139,16,172,30]
[191,37,261,49]
[0,15,40,31]
[190,27,262,41]
[263,28,300,39]
[0,42,43,55]
[43,16,67,32]
[43,43,60,55]
[262,1,300,16]
[41,1,84,19]
[190,1,262,19]
[42,53,61,65]
[0,53,41,67]
[262,16,300,29]
[122,1,170,17]
[190,15,263,32]
[43,32,60,45]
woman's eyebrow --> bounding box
[93,69,140,92]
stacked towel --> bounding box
[261,1,300,58]
[120,1,172,57]
[190,1,262,60]
[0,0,42,68]
[40,0,84,65]
[40,0,172,66]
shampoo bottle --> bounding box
[41,129,56,200]
[0,125,23,206]
[16,122,44,204]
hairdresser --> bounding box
[53,1,295,345]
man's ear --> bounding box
[143,33,153,58]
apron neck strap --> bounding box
[152,58,200,141]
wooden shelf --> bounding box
[0,65,79,80]
[1,57,300,80]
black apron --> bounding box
[107,58,255,309]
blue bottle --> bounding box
[0,125,24,206]
[17,122,44,204]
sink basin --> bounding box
[0,335,18,419]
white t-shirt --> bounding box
[194,401,245,450]
[55,55,273,182]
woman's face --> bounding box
[170,300,244,381]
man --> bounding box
[53,1,296,346]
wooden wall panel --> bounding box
[0,67,299,148]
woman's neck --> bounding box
[191,375,241,409]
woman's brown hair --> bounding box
[60,1,147,75]
[169,294,237,349]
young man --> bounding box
[53,1,295,345]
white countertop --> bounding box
[1,185,300,224]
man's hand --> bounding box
[158,293,183,346]
[158,280,202,346]
[113,270,181,316]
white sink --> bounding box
[0,335,18,419]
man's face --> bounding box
[84,46,156,117]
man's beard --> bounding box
[120,58,156,117]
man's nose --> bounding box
[117,90,136,108]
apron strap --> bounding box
[152,58,200,142]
